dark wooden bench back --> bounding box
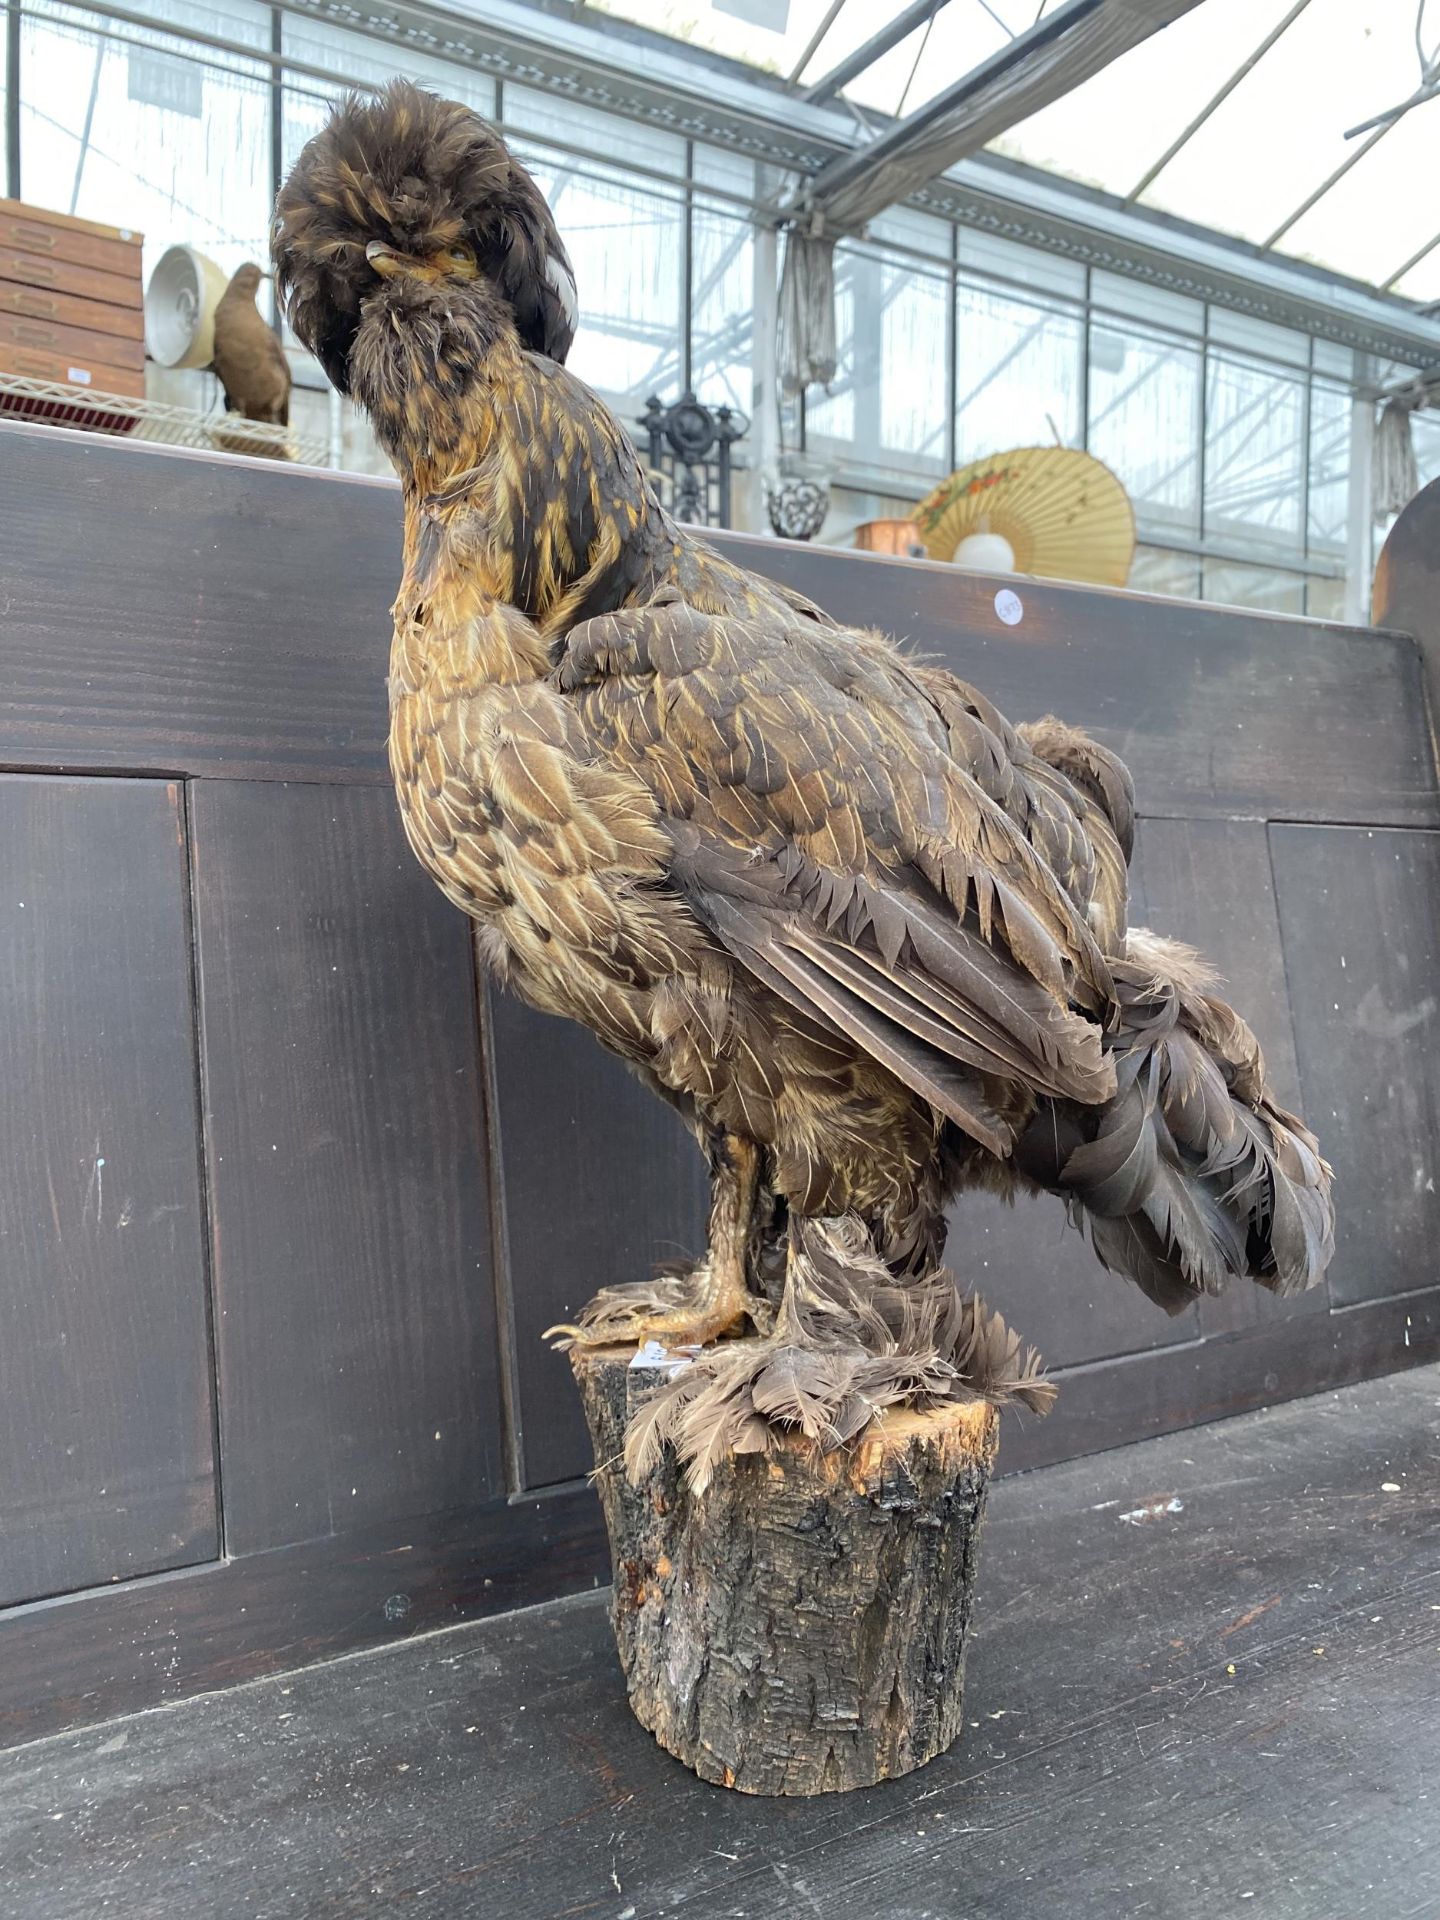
[1,420,1436,1744]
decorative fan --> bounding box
[914,447,1135,588]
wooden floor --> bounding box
[4,1367,1438,1920]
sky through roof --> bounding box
[584,0,1440,303]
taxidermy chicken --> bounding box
[212,262,291,428]
[274,84,1334,1480]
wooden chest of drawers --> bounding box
[0,200,146,403]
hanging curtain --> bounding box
[1373,395,1422,521]
[777,225,837,395]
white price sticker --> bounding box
[994,589,1023,626]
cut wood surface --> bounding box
[574,1345,998,1795]
[0,776,215,1609]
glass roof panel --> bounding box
[836,7,1015,118]
[1123,3,1427,250]
[581,0,1440,298]
[981,0,1301,202]
[583,0,867,82]
[1277,101,1440,300]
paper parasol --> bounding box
[914,447,1136,587]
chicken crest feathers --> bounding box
[272,79,575,392]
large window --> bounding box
[20,0,272,278]
[1201,556,1305,615]
[690,147,756,418]
[1307,378,1351,557]
[953,279,1083,464]
[1088,319,1202,535]
[0,0,1391,601]
[1204,348,1307,552]
[509,93,685,420]
[1129,545,1201,599]
[280,20,494,176]
[806,211,951,479]
[1414,413,1440,492]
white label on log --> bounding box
[631,1338,699,1377]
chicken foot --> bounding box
[545,1132,772,1349]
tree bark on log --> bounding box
[571,1342,999,1795]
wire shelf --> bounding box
[0,373,332,467]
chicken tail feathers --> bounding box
[1016,929,1335,1313]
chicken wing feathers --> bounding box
[559,591,1123,1152]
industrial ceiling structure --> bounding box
[87,0,1435,366]
[585,0,1440,308]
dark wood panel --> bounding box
[948,816,1309,1369]
[0,1488,607,1754]
[1000,1282,1440,1476]
[1270,824,1440,1308]
[500,815,1374,1480]
[0,1286,1432,1750]
[1131,817,1301,1106]
[0,776,215,1606]
[0,425,1431,830]
[0,423,400,782]
[949,1192,1196,1377]
[189,781,505,1552]
[489,988,709,1491]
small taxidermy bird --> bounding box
[211,262,291,427]
[274,85,1334,1484]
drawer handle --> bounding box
[11,292,58,317]
[5,255,57,281]
[13,224,57,250]
[15,322,54,346]
[13,352,53,375]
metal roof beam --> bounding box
[793,0,1202,234]
[1265,49,1440,249]
[801,0,955,106]
[1125,0,1314,205]
[786,0,850,87]
[1383,226,1440,293]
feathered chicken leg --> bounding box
[623,1214,1057,1491]
[546,1132,770,1348]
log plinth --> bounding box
[571,1342,998,1796]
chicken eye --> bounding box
[446,244,475,268]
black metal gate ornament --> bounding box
[637,392,747,529]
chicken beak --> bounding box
[366,241,408,280]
